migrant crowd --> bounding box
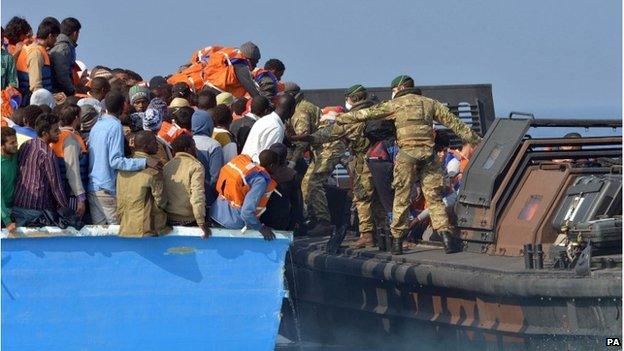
[1,16,480,255]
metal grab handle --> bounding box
[508,111,535,119]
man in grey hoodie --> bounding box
[190,110,224,207]
[49,17,81,96]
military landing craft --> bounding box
[281,84,622,351]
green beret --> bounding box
[345,84,366,97]
[391,75,413,88]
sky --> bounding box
[1,0,621,119]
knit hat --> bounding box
[169,97,190,108]
[216,92,234,106]
[129,85,151,104]
[79,105,99,132]
[30,89,56,108]
[345,84,366,97]
[90,67,113,81]
[239,41,261,61]
[390,75,413,88]
[143,107,163,132]
[147,97,168,117]
[282,82,300,95]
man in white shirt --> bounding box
[242,94,296,163]
[230,96,272,154]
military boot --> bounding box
[353,231,374,249]
[440,230,462,254]
[391,236,403,255]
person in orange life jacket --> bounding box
[49,17,81,96]
[149,76,172,105]
[202,42,262,98]
[163,134,211,239]
[50,104,88,217]
[4,16,32,57]
[210,149,279,241]
[157,102,191,153]
[16,19,59,105]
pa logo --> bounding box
[606,338,621,347]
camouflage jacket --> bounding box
[335,92,481,160]
[310,100,374,155]
[289,99,321,162]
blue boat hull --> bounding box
[2,227,292,350]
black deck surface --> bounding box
[291,234,621,277]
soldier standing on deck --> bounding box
[334,75,482,255]
[289,85,388,247]
[284,82,343,236]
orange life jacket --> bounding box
[202,47,250,98]
[50,129,88,157]
[1,86,22,118]
[168,46,249,96]
[157,121,190,146]
[190,45,224,64]
[16,44,53,96]
[50,129,89,195]
[215,154,278,217]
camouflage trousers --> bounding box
[390,150,450,239]
[349,153,387,234]
[301,142,344,223]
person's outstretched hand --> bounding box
[259,225,276,241]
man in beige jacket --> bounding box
[116,131,168,237]
[163,134,211,239]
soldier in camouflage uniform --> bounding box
[284,82,344,236]
[335,75,481,255]
[294,85,387,248]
